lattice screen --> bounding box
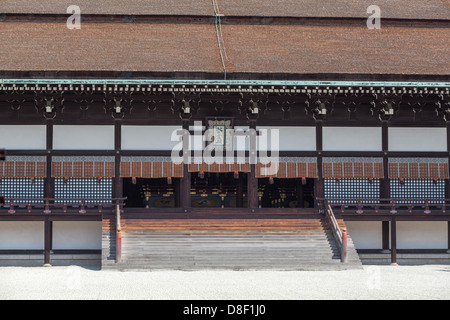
[390,179,445,204]
[0,178,44,204]
[324,179,380,204]
[55,178,113,204]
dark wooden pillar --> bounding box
[296,179,304,208]
[248,120,258,209]
[236,173,244,208]
[448,221,450,253]
[174,178,181,208]
[45,120,54,199]
[446,179,450,204]
[446,122,450,213]
[44,217,52,267]
[391,217,398,265]
[181,120,191,209]
[382,221,390,252]
[381,121,390,200]
[114,120,122,199]
[381,122,391,253]
[44,113,54,266]
[181,166,191,209]
[316,121,324,207]
[446,122,450,253]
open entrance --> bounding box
[258,178,315,208]
[123,178,178,208]
[191,172,248,208]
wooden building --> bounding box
[0,0,449,269]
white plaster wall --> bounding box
[323,127,382,151]
[52,221,102,250]
[389,127,447,152]
[0,222,44,250]
[346,221,382,250]
[257,126,316,151]
[397,222,448,250]
[346,221,448,250]
[0,125,46,150]
[122,126,182,151]
[53,125,115,150]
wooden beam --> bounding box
[6,149,450,160]
[342,214,450,222]
[5,149,450,159]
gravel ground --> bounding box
[0,265,449,300]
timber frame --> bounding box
[1,79,450,265]
[1,79,450,203]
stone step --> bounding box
[102,216,363,270]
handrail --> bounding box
[1,198,127,202]
[0,198,127,214]
[322,200,348,263]
[317,198,450,202]
[316,198,448,215]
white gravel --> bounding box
[0,265,449,300]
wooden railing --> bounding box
[321,200,347,263]
[318,198,450,215]
[0,198,126,215]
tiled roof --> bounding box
[0,21,448,77]
[219,0,450,20]
[0,1,448,79]
[220,24,450,76]
[0,0,212,15]
[0,22,221,73]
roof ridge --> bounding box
[1,0,449,20]
[0,14,448,27]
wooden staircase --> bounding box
[102,211,362,271]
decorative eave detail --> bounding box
[0,79,449,93]
[1,79,448,123]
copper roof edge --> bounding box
[1,78,449,88]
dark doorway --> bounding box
[123,178,177,208]
[258,178,315,208]
[190,172,248,208]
